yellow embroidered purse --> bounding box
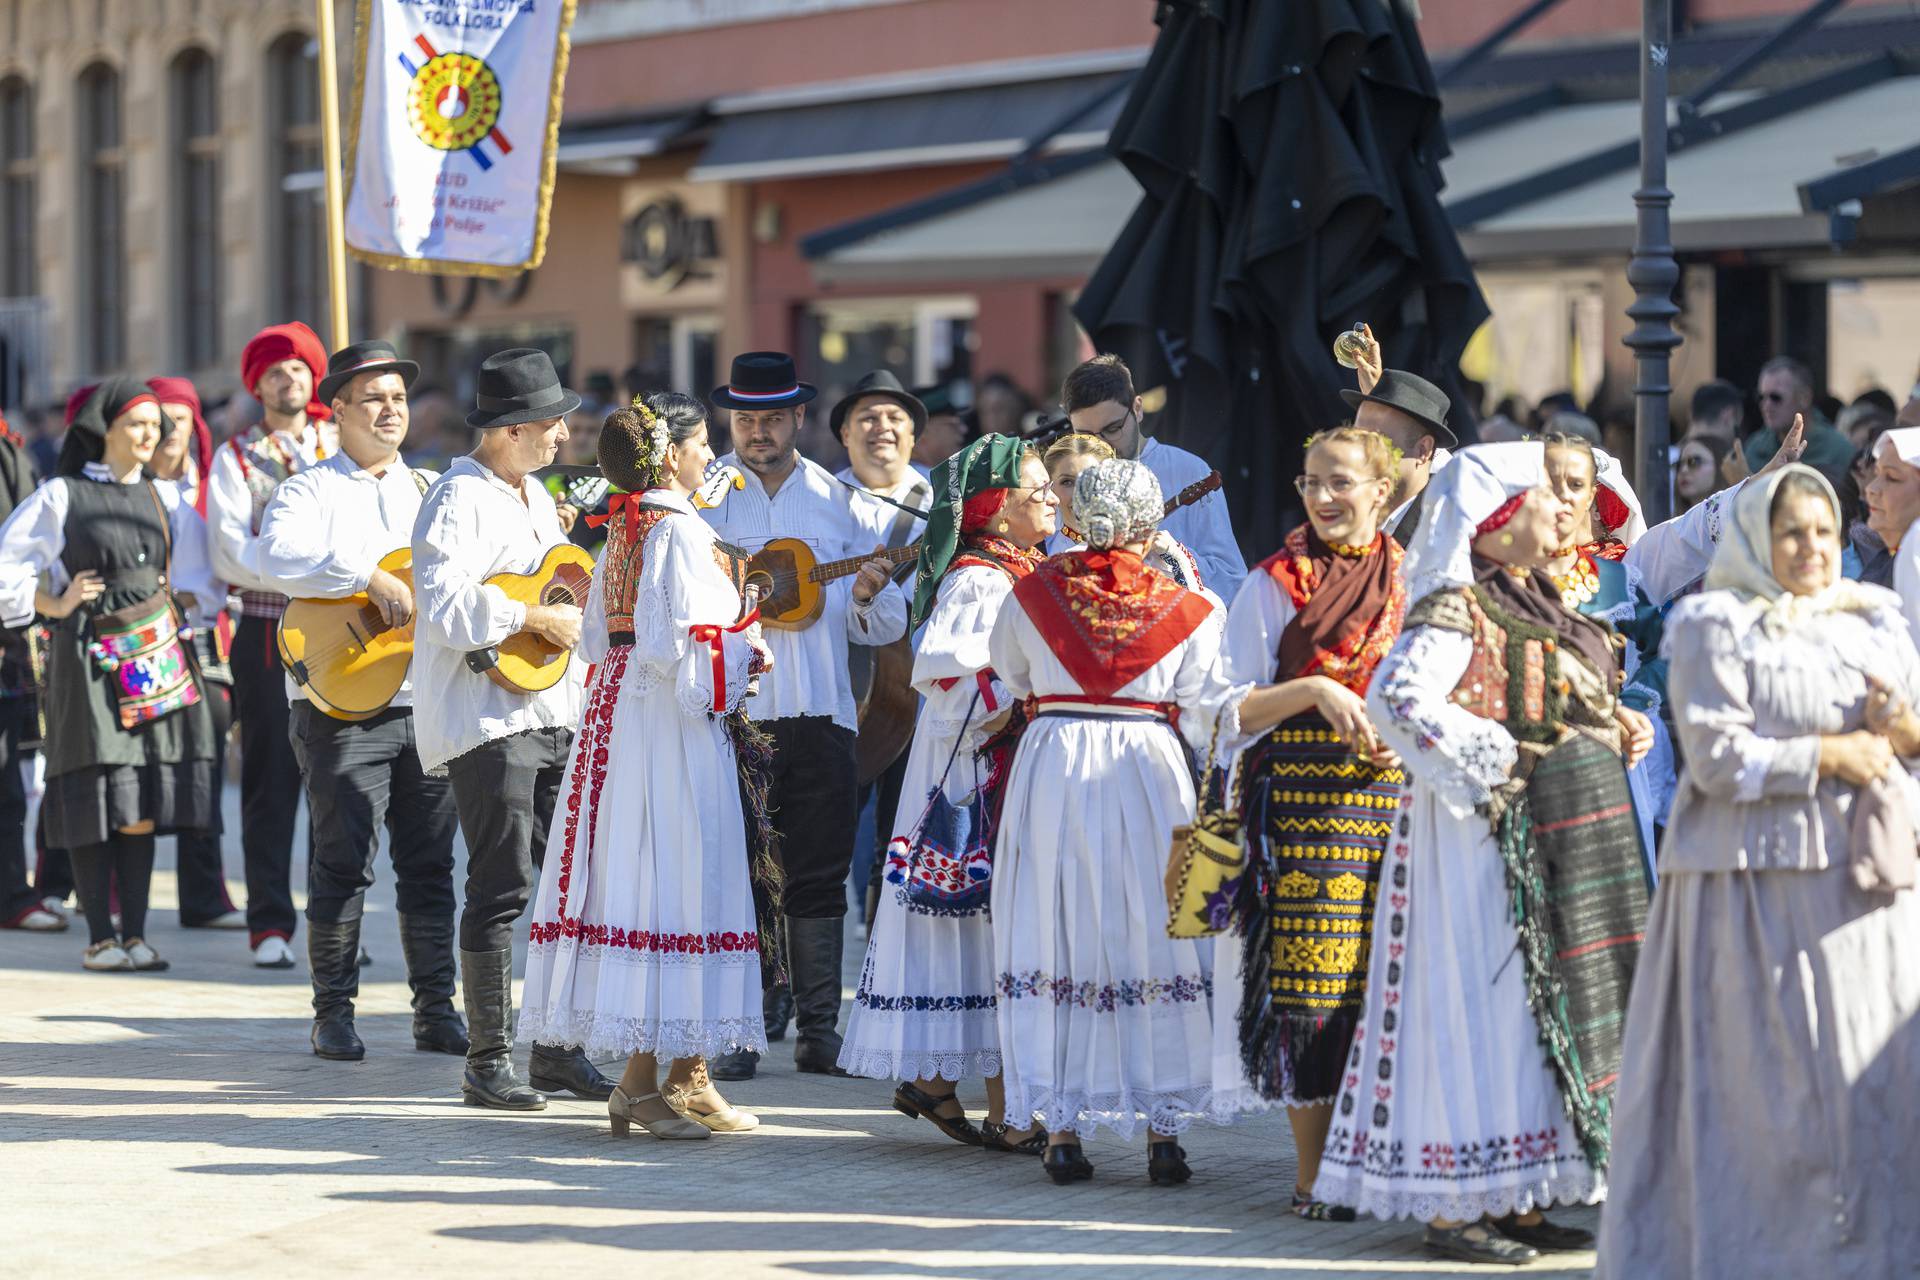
[1163,727,1246,938]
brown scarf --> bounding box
[1472,553,1619,684]
[1260,525,1407,693]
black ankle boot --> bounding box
[459,947,545,1111]
[528,1043,615,1100]
[709,1048,758,1081]
[787,915,849,1075]
[397,913,467,1055]
[308,919,365,1061]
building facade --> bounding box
[0,0,356,409]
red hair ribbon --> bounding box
[584,491,652,539]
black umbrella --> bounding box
[1075,0,1489,555]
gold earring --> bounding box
[1499,532,1515,546]
[996,520,1010,535]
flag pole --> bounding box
[315,0,352,350]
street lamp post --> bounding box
[1625,0,1681,526]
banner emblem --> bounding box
[401,36,510,167]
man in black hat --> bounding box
[701,352,906,1081]
[249,341,467,1063]
[1339,334,1457,543]
[411,347,613,1111]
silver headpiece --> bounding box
[1071,458,1163,550]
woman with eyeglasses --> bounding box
[1672,434,1732,514]
[1208,427,1409,1220]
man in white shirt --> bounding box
[1061,354,1247,596]
[252,340,464,1064]
[209,321,336,969]
[411,348,612,1112]
[701,352,907,1081]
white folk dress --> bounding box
[1312,622,1603,1222]
[840,565,1015,1081]
[518,490,768,1061]
[987,575,1248,1138]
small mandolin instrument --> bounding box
[466,543,597,694]
[277,547,417,722]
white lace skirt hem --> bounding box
[837,1045,1003,1083]
[1311,1163,1604,1224]
[515,1008,768,1062]
[1003,1084,1227,1140]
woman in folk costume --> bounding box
[1540,435,1673,862]
[1312,442,1655,1267]
[1208,427,1409,1221]
[0,379,221,972]
[840,433,1058,1154]
[987,458,1307,1187]
[1043,431,1218,603]
[1596,465,1920,1280]
[518,393,776,1141]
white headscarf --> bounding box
[1704,463,1881,634]
[1591,446,1647,546]
[1402,441,1547,605]
[1876,426,1920,467]
[1072,458,1163,550]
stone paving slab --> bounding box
[0,833,1597,1278]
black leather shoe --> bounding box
[892,1082,983,1147]
[980,1121,1046,1155]
[1491,1214,1595,1252]
[311,1007,365,1061]
[709,1049,758,1081]
[1423,1222,1538,1266]
[413,1018,469,1055]
[307,919,364,1061]
[462,1057,547,1111]
[1147,1141,1192,1186]
[793,1036,851,1076]
[1043,1143,1094,1185]
[528,1043,615,1100]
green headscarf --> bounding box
[910,432,1030,629]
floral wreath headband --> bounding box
[1304,427,1404,476]
[629,395,672,484]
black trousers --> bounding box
[289,702,458,925]
[230,615,301,941]
[447,726,571,953]
[767,717,859,919]
[174,682,236,924]
[0,697,36,921]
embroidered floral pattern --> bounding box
[996,969,1211,1011]
[1012,550,1213,698]
[853,989,998,1013]
[1260,525,1408,694]
[527,921,760,954]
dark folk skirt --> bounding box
[1496,729,1651,1171]
[1234,714,1404,1104]
[43,758,217,851]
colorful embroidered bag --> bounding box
[884,689,994,917]
[84,485,203,730]
[1164,723,1247,938]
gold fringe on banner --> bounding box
[343,0,577,279]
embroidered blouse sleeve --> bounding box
[412,479,526,651]
[910,567,1012,703]
[1626,478,1743,606]
[986,593,1037,702]
[1366,623,1519,818]
[1663,596,1819,803]
[206,442,268,593]
[0,480,69,629]
[158,481,221,627]
[1222,571,1292,685]
[1170,608,1253,756]
[639,516,757,717]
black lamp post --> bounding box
[1625,0,1681,525]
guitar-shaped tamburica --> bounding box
[720,540,921,632]
[467,543,597,693]
[277,547,416,721]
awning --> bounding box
[555,112,703,168]
[689,71,1132,183]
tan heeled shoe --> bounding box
[662,1068,760,1133]
[607,1085,710,1140]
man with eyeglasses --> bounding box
[1060,354,1246,596]
[1741,356,1851,490]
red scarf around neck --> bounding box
[1012,548,1213,698]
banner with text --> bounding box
[345,0,576,276]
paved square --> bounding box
[1,834,1598,1278]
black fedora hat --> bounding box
[316,340,419,407]
[711,351,817,412]
[830,370,926,437]
[1340,369,1458,448]
[465,348,582,430]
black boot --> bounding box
[308,919,365,1061]
[764,983,793,1043]
[529,1043,615,1100]
[788,915,850,1076]
[398,913,467,1055]
[459,947,545,1111]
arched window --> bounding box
[77,62,124,371]
[0,75,33,299]
[172,48,220,368]
[268,33,323,330]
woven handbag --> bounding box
[1164,723,1246,938]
